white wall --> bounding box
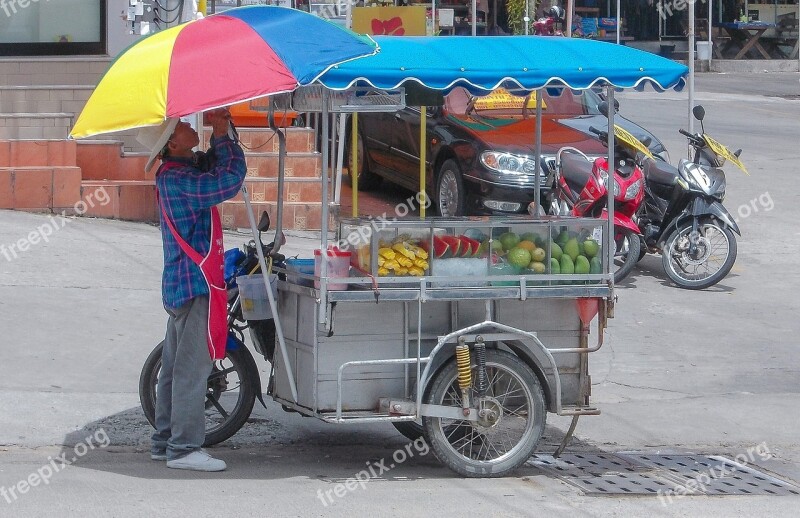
[107,0,141,56]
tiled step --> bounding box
[244,152,321,179]
[80,180,158,223]
[234,178,323,204]
[0,140,76,167]
[76,140,150,181]
[0,166,82,212]
[220,201,334,231]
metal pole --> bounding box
[566,0,573,37]
[420,107,427,219]
[605,86,615,288]
[689,0,696,135]
[351,113,358,217]
[319,90,330,325]
[334,114,346,206]
[616,0,621,44]
[432,0,437,35]
[524,0,529,35]
[472,0,477,35]
[534,90,543,215]
[269,101,285,250]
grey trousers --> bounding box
[151,296,212,460]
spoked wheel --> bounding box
[422,349,546,477]
[613,228,641,283]
[662,218,737,290]
[139,340,259,446]
[436,159,466,217]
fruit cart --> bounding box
[239,36,688,477]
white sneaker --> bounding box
[166,450,227,472]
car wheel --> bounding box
[436,159,466,217]
[347,130,382,191]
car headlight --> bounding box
[481,151,538,175]
[624,178,642,200]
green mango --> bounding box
[583,239,600,258]
[575,255,591,275]
[550,242,563,261]
[560,254,575,275]
[590,257,602,274]
[564,238,580,262]
[550,257,561,275]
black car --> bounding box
[349,86,667,216]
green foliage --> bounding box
[507,0,538,35]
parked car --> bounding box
[349,86,668,216]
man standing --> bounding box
[137,109,246,471]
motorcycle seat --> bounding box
[560,152,593,191]
[643,158,679,186]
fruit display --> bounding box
[340,218,605,285]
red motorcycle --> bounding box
[547,118,649,282]
[533,6,566,36]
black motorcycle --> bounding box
[637,105,745,290]
[139,212,283,446]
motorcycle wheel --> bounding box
[613,228,641,283]
[392,421,425,441]
[422,349,545,478]
[139,340,259,446]
[662,217,737,290]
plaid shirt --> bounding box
[156,135,246,310]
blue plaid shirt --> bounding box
[156,135,246,310]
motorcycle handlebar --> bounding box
[678,128,694,138]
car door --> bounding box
[389,106,437,192]
[357,111,396,173]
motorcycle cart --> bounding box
[141,36,688,477]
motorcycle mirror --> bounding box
[734,149,742,158]
[597,101,610,117]
[641,136,652,147]
[692,105,705,121]
[257,211,271,232]
[613,99,620,112]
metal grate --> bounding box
[528,453,800,497]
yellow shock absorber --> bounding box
[455,343,472,390]
[455,341,472,416]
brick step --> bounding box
[244,152,321,179]
[80,180,158,223]
[0,140,76,167]
[0,166,81,211]
[232,178,323,204]
[220,200,335,231]
[202,126,316,154]
[77,140,147,181]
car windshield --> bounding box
[445,86,602,118]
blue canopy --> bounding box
[320,36,688,94]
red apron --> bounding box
[158,195,228,361]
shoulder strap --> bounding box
[156,191,204,265]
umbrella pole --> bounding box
[319,89,330,325]
[351,113,359,217]
[534,90,543,215]
[420,106,427,219]
[335,114,346,207]
[269,101,286,253]
[605,86,616,289]
[241,185,298,403]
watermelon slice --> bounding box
[421,235,451,259]
[459,236,481,257]
[439,235,461,258]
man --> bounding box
[136,109,246,471]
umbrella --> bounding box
[69,6,377,139]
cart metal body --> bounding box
[236,36,688,476]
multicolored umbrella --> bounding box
[70,6,377,139]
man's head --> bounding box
[136,118,199,172]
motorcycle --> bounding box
[546,101,649,282]
[533,5,566,36]
[636,105,745,290]
[139,212,285,446]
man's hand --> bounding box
[206,108,232,139]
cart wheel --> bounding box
[422,349,546,478]
[392,421,425,441]
[139,340,259,446]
